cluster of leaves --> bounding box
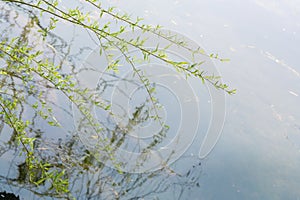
[0,0,235,198]
[0,32,73,196]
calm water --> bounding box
[1,0,300,199]
[107,0,300,199]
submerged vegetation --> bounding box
[0,0,235,199]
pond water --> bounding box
[1,0,300,199]
[117,0,300,199]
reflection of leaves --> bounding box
[130,103,150,126]
[17,162,27,183]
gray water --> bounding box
[110,0,300,199]
[1,0,300,199]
